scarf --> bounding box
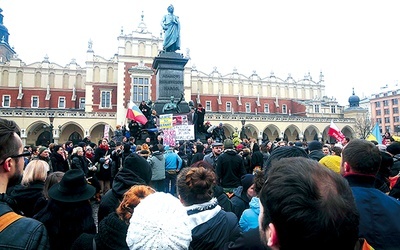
[185,198,221,230]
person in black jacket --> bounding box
[0,118,50,249]
[190,142,205,166]
[216,139,247,193]
[97,153,152,224]
[177,166,241,249]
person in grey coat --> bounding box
[147,144,166,192]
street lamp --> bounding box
[48,113,55,144]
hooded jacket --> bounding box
[147,151,166,181]
[239,197,260,232]
[97,154,151,223]
[10,180,45,218]
[230,186,251,219]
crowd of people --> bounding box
[1,116,400,249]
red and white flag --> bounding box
[328,120,345,142]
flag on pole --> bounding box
[328,120,345,142]
[367,122,381,143]
[126,102,148,125]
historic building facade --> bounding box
[0,9,357,146]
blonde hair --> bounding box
[21,160,49,186]
[116,185,155,224]
[72,146,83,155]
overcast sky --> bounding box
[2,0,400,106]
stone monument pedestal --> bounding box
[152,52,190,115]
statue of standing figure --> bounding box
[161,5,180,52]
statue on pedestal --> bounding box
[161,4,180,52]
[162,94,183,114]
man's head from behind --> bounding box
[341,139,381,176]
[259,157,359,250]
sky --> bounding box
[1,0,400,106]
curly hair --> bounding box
[177,166,216,206]
[116,185,155,224]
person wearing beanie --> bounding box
[239,170,265,232]
[72,185,155,250]
[307,140,326,162]
[216,139,247,193]
[319,155,341,174]
[126,192,192,250]
[386,141,400,176]
[230,174,256,219]
[97,153,152,224]
[264,146,309,178]
[177,167,241,249]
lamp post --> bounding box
[48,113,55,144]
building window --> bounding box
[394,107,399,114]
[384,109,390,115]
[393,99,399,105]
[385,117,390,123]
[2,95,10,107]
[330,105,336,113]
[58,97,66,108]
[205,101,211,111]
[385,126,390,132]
[264,104,269,113]
[377,118,382,124]
[394,116,400,122]
[245,102,251,113]
[79,98,85,109]
[313,104,320,113]
[31,96,39,108]
[376,110,381,116]
[100,90,112,109]
[375,101,381,108]
[383,100,389,106]
[226,102,231,112]
[282,104,287,114]
[132,77,149,102]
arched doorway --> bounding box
[68,131,82,145]
[36,131,51,146]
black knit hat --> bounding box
[387,142,400,156]
[265,146,309,177]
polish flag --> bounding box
[328,120,345,142]
[126,102,148,125]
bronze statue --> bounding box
[161,5,180,52]
[162,94,183,114]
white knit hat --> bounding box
[126,192,192,250]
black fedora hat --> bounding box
[48,169,95,202]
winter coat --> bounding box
[97,166,151,224]
[70,154,89,176]
[187,202,241,250]
[0,201,50,249]
[345,174,400,249]
[50,152,69,172]
[230,186,251,219]
[164,149,183,171]
[250,144,264,170]
[308,150,326,162]
[10,180,45,218]
[225,226,267,250]
[72,212,129,250]
[147,151,166,181]
[191,152,205,166]
[216,149,246,188]
[34,199,96,250]
[239,197,260,232]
